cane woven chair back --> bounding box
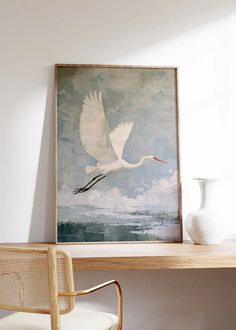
[0,247,75,315]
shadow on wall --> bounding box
[29,67,56,242]
[60,0,236,61]
[27,0,236,242]
[74,268,236,330]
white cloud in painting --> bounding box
[58,170,178,215]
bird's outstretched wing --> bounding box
[109,122,134,159]
[79,91,118,164]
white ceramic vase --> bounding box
[186,178,224,245]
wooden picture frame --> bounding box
[56,64,182,243]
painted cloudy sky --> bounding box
[57,66,179,213]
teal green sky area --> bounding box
[57,66,179,213]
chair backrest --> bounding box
[0,246,75,315]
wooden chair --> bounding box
[0,246,122,330]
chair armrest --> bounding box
[58,280,122,330]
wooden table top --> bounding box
[1,241,236,270]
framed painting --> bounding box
[56,64,182,243]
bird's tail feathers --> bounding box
[85,165,97,174]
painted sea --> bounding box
[57,206,180,242]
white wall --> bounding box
[1,0,236,328]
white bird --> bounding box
[73,91,167,194]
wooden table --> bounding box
[2,241,236,270]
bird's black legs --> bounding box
[73,174,102,194]
[80,175,107,193]
[73,174,107,194]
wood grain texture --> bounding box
[2,241,236,270]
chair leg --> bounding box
[48,247,61,330]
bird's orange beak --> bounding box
[153,157,168,164]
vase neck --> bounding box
[198,179,218,210]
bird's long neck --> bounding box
[126,156,147,169]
